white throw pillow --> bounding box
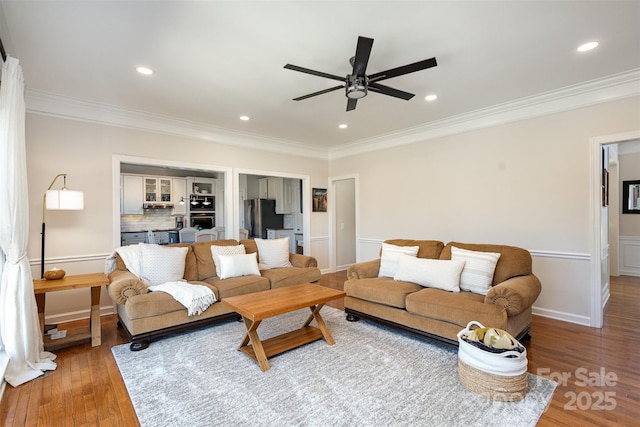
[254,237,292,270]
[378,243,420,278]
[394,254,465,292]
[210,244,246,277]
[218,253,261,279]
[115,244,142,277]
[139,244,189,286]
[451,246,501,295]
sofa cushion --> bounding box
[440,242,532,285]
[193,240,241,280]
[218,253,260,279]
[384,239,445,259]
[378,243,419,278]
[139,244,189,286]
[394,255,464,292]
[260,267,322,289]
[451,246,501,295]
[344,277,422,309]
[205,275,270,299]
[406,288,507,329]
[124,281,218,320]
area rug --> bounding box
[112,308,556,427]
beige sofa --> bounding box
[108,239,321,350]
[344,240,541,345]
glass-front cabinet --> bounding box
[144,177,172,203]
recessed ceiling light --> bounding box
[136,66,154,75]
[240,115,250,121]
[425,94,438,101]
[338,124,348,129]
[577,41,599,52]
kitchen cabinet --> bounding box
[259,177,294,214]
[188,177,216,196]
[144,177,172,203]
[172,178,187,215]
[121,175,144,215]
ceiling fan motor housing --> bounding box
[346,74,368,99]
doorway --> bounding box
[330,175,357,272]
[591,131,640,328]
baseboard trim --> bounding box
[44,305,115,325]
[532,306,591,326]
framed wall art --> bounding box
[312,188,327,212]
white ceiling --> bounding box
[1,1,639,152]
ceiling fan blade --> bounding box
[352,36,374,77]
[284,64,346,83]
[292,85,344,101]
[368,57,438,82]
[346,98,358,111]
[368,82,415,100]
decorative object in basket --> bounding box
[457,321,528,402]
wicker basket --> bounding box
[457,321,528,402]
[457,358,528,401]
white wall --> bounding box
[25,114,328,322]
[330,96,640,325]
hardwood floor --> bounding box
[1,273,638,426]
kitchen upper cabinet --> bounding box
[258,177,295,214]
[188,177,216,196]
[258,178,268,199]
[172,178,187,215]
[121,175,144,215]
[144,177,172,203]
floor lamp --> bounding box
[41,173,84,278]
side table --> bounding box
[33,272,109,351]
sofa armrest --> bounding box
[484,274,542,317]
[107,270,148,304]
[347,259,381,279]
[289,253,318,268]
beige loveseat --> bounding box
[344,240,541,345]
[108,239,321,350]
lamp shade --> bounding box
[45,189,84,210]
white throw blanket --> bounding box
[148,281,216,316]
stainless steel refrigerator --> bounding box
[244,199,284,238]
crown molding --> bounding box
[328,69,640,159]
[25,90,329,160]
[25,69,639,161]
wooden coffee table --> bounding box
[222,283,346,371]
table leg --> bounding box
[240,318,270,371]
[35,293,46,337]
[305,304,335,345]
[90,286,101,347]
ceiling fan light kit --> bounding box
[285,36,437,111]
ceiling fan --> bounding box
[284,36,437,111]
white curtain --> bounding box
[0,56,56,387]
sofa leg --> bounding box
[130,340,149,351]
[346,313,360,322]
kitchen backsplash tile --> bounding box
[121,209,176,232]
